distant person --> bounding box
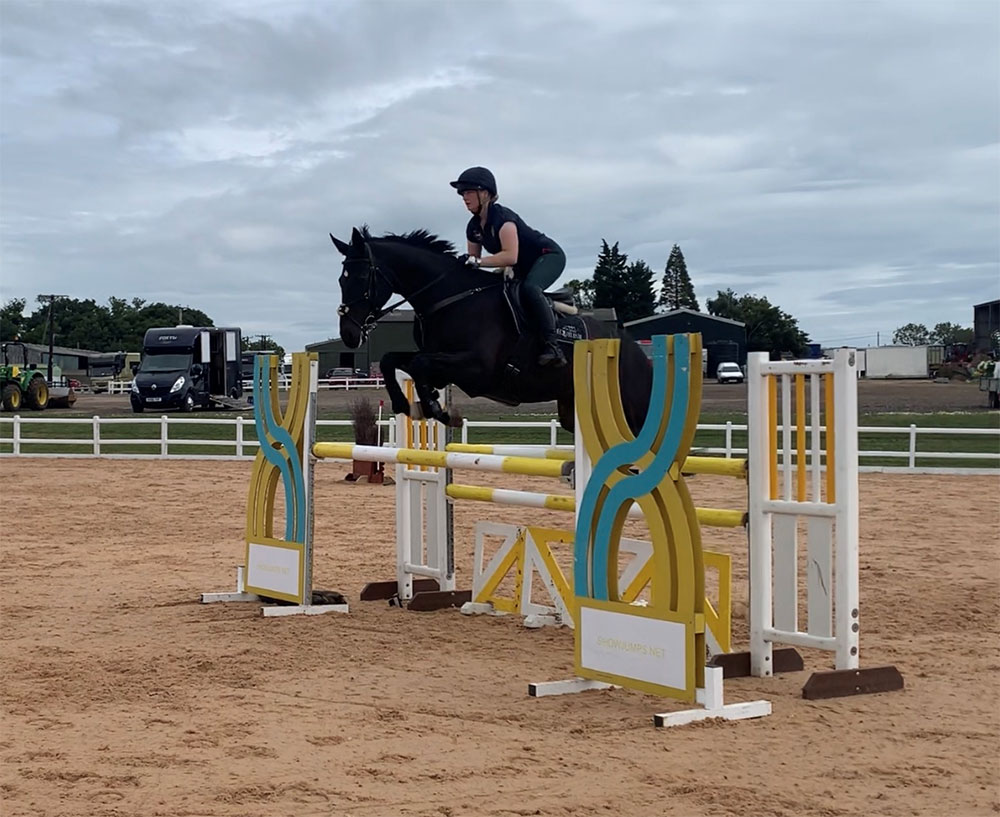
[450,166,567,367]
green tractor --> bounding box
[1,342,49,411]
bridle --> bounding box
[336,244,403,342]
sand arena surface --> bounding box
[1,459,998,817]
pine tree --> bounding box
[592,240,630,314]
[657,244,700,312]
[622,259,656,323]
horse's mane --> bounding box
[360,225,457,257]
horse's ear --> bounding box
[330,233,351,256]
[350,227,366,249]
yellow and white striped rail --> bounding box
[444,483,745,528]
[312,442,569,479]
[446,443,574,461]
[445,443,746,479]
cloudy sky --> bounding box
[2,0,998,352]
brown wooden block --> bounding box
[801,666,905,700]
[709,647,804,678]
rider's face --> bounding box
[460,189,485,213]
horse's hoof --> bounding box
[423,401,450,426]
[311,589,347,606]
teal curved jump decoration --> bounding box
[253,355,306,542]
[573,334,691,600]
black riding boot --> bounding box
[523,284,567,367]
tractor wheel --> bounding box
[26,377,49,410]
[2,383,22,411]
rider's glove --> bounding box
[464,255,481,268]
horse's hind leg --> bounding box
[556,395,575,435]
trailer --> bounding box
[131,326,245,412]
[861,345,933,379]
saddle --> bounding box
[496,279,591,392]
[502,278,589,345]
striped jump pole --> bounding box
[312,442,572,480]
[444,483,746,528]
[445,442,748,478]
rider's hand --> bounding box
[461,254,480,267]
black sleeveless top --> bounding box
[466,203,562,277]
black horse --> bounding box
[330,226,653,435]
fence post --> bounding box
[161,416,169,457]
[908,424,918,470]
[236,416,244,458]
[725,421,733,458]
[92,416,101,456]
[550,418,559,446]
[462,418,469,444]
[13,416,21,456]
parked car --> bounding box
[324,367,355,379]
[716,362,745,384]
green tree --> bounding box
[621,259,656,323]
[656,244,700,312]
[592,240,631,319]
[566,278,595,310]
[243,335,286,360]
[929,322,974,346]
[707,288,810,356]
[892,323,931,345]
[7,297,216,351]
[0,298,27,341]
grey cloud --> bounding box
[2,0,997,351]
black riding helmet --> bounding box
[450,166,497,197]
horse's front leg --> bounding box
[379,351,417,417]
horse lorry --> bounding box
[130,326,245,413]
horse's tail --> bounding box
[615,327,654,435]
[578,317,654,436]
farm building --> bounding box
[973,299,999,354]
[7,341,106,381]
[623,309,747,377]
[306,307,622,376]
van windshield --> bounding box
[139,353,192,373]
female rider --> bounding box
[450,166,567,367]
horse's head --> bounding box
[330,227,393,349]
